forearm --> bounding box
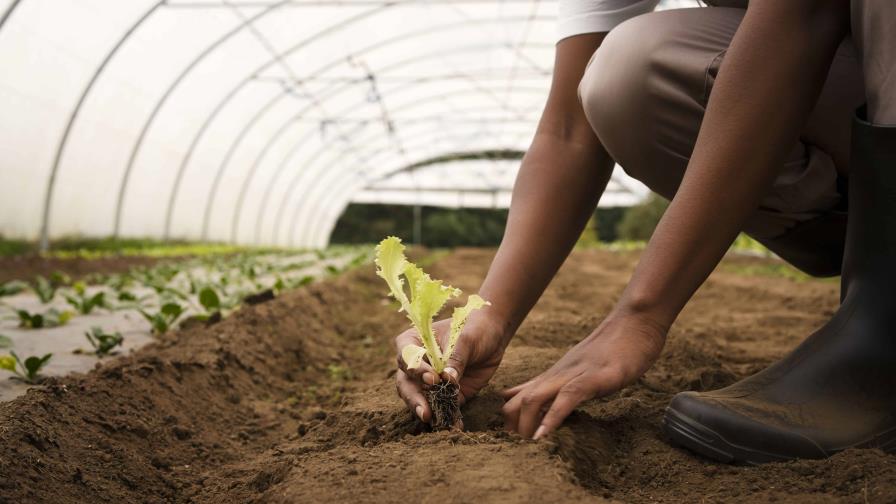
[617,1,849,328]
[478,134,613,340]
[474,33,613,342]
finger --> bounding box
[501,388,525,432]
[443,338,471,385]
[516,382,558,438]
[533,382,587,440]
[500,374,543,399]
[396,370,430,422]
[395,354,440,385]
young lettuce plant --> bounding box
[17,308,73,329]
[0,351,52,384]
[375,236,488,430]
[139,302,185,334]
[64,282,107,315]
[83,327,124,357]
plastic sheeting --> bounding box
[0,0,690,249]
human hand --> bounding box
[395,314,508,423]
[501,311,667,439]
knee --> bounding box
[577,11,694,172]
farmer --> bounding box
[395,0,896,463]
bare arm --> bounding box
[477,33,613,342]
[503,0,851,438]
[395,34,614,421]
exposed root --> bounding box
[426,380,462,431]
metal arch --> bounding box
[189,18,552,243]
[287,122,535,246]
[38,0,165,252]
[154,3,400,239]
[293,129,534,245]
[302,150,531,247]
[243,84,543,244]
[162,12,549,241]
[113,0,292,238]
[260,84,546,245]
[266,87,544,244]
[303,146,531,246]
[237,73,548,246]
[0,0,22,31]
[227,70,548,243]
[273,93,541,247]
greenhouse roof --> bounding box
[0,0,660,249]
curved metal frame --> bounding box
[240,57,548,245]
[260,85,545,245]
[295,128,534,246]
[185,17,551,241]
[270,88,545,245]
[16,0,558,248]
[0,0,22,31]
[114,0,291,237]
[38,0,166,252]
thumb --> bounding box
[443,338,471,384]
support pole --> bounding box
[413,204,422,245]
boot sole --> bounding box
[663,407,793,465]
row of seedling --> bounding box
[0,247,372,384]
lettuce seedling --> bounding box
[84,327,124,357]
[139,302,185,334]
[0,351,52,384]
[375,236,488,429]
[17,308,73,329]
[32,276,58,303]
[0,280,27,297]
[64,282,107,315]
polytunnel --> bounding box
[0,0,660,250]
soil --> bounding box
[1,248,893,503]
[0,255,176,284]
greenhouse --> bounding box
[2,0,895,502]
[0,0,650,250]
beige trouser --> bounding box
[578,1,894,276]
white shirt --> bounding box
[557,0,661,41]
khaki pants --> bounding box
[578,1,894,276]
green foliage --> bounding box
[575,216,601,248]
[331,204,508,247]
[0,351,52,383]
[198,286,221,313]
[17,308,73,329]
[375,236,488,374]
[0,334,11,348]
[616,194,670,241]
[32,276,58,303]
[64,282,107,314]
[0,280,28,297]
[139,302,185,334]
[594,207,627,243]
[84,327,124,357]
[0,236,31,256]
[327,363,353,382]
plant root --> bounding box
[426,380,462,431]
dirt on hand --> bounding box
[0,248,893,503]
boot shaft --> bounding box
[841,110,896,297]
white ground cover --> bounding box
[0,246,369,401]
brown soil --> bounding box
[0,255,176,284]
[1,248,893,503]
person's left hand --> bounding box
[501,311,667,439]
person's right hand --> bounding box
[395,313,508,423]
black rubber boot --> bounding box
[663,109,896,464]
